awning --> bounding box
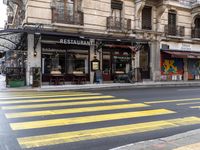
[162,50,200,59]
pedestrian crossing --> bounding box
[1,92,200,149]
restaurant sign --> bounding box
[59,39,94,46]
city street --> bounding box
[1,87,200,150]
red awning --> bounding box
[162,51,200,59]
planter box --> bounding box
[32,80,40,87]
[8,80,25,87]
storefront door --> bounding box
[102,51,111,81]
[102,49,131,81]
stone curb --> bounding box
[1,82,200,92]
[110,129,200,150]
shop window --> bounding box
[42,50,66,74]
[142,6,152,30]
[66,49,89,74]
[74,59,85,73]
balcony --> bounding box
[191,28,200,38]
[52,9,84,25]
[164,25,185,37]
[107,16,131,31]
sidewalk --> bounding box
[1,75,200,92]
[111,129,200,150]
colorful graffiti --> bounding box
[161,59,183,75]
[188,59,200,76]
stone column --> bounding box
[26,34,41,86]
[183,58,188,81]
[150,40,161,81]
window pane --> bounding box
[66,49,89,74]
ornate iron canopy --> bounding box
[0,29,25,52]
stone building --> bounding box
[2,0,200,86]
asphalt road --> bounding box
[1,87,200,150]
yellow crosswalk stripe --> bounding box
[145,98,200,104]
[177,101,200,106]
[5,103,149,118]
[0,95,113,105]
[2,99,129,110]
[0,93,102,101]
[190,106,200,108]
[17,117,200,149]
[10,109,174,130]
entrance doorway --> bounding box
[102,49,132,81]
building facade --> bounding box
[3,0,200,86]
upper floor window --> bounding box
[168,10,177,36]
[192,15,200,38]
[52,0,83,25]
[142,6,152,30]
[111,0,122,28]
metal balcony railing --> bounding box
[52,8,84,25]
[164,25,185,37]
[107,16,131,31]
[192,27,200,38]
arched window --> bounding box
[194,15,200,28]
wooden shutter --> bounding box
[168,11,176,35]
[111,0,123,10]
[168,12,176,26]
[142,6,152,30]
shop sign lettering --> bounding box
[181,43,191,51]
[60,39,93,46]
[113,56,130,60]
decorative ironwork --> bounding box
[52,8,84,25]
[164,25,185,37]
[0,31,23,52]
[107,16,131,31]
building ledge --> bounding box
[52,23,84,29]
[166,35,184,40]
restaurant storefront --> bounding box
[40,34,140,84]
[41,34,91,84]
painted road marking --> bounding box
[190,106,200,109]
[10,109,174,130]
[145,98,200,104]
[0,95,114,105]
[2,99,129,110]
[17,117,200,149]
[5,103,149,118]
[0,93,101,100]
[177,102,200,106]
[0,93,103,101]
